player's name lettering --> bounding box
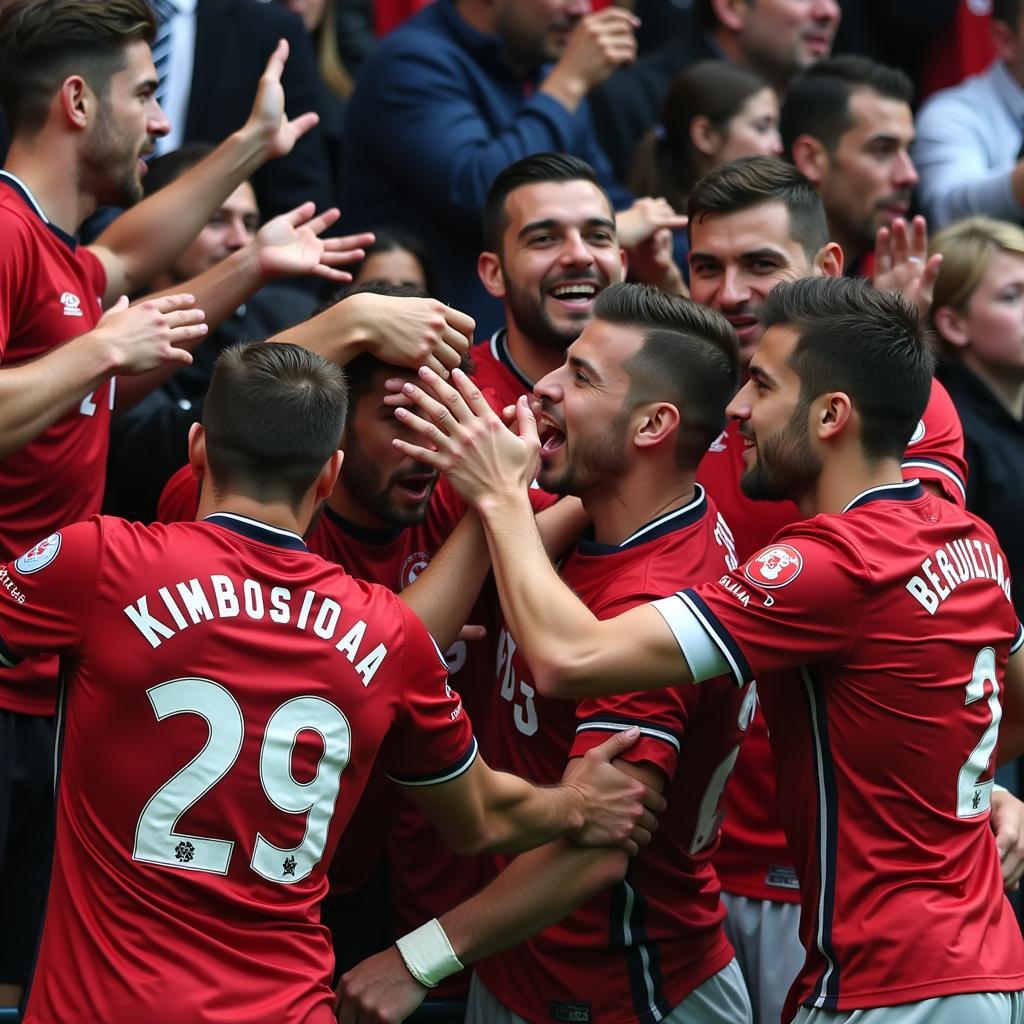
[905,536,1013,616]
[0,565,27,605]
[719,576,751,607]
[123,575,388,685]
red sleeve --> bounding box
[677,526,869,686]
[380,599,477,786]
[157,464,200,523]
[901,379,968,508]
[528,487,559,512]
[0,519,101,669]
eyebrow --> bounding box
[690,247,788,262]
[137,77,159,94]
[567,354,603,381]
[517,216,616,240]
[748,364,777,387]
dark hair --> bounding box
[593,283,738,467]
[630,61,771,206]
[694,0,725,31]
[0,0,155,135]
[759,277,933,461]
[993,0,1021,29]
[780,56,913,157]
[203,342,349,508]
[687,156,828,259]
[482,153,613,253]
[352,229,438,298]
[142,143,216,196]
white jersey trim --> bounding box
[575,719,681,752]
[651,594,734,684]
[841,478,922,514]
[901,459,967,502]
[0,170,49,222]
[203,512,304,544]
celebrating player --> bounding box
[391,277,1024,1023]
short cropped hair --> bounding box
[0,0,155,136]
[203,342,349,508]
[780,56,913,156]
[759,277,933,461]
[593,283,738,467]
[687,156,829,260]
[482,153,614,253]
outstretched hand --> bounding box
[873,215,942,320]
[243,39,320,161]
[254,203,373,283]
[98,293,206,374]
[388,367,540,505]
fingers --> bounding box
[262,38,289,81]
[282,202,317,227]
[415,366,476,427]
[307,207,342,235]
[392,435,445,467]
[589,725,641,761]
[457,624,487,642]
[890,218,910,267]
[909,214,929,259]
[922,253,943,291]
[628,826,653,848]
[146,292,197,314]
[441,303,476,345]
[513,394,541,448]
[450,366,495,418]
[873,226,892,277]
[313,266,355,284]
[329,230,376,254]
[636,807,660,835]
[163,307,207,330]
[287,110,320,141]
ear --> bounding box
[478,251,506,299]
[689,115,721,158]
[790,135,829,187]
[632,402,681,451]
[314,450,344,504]
[710,0,748,32]
[58,75,92,130]
[932,305,970,350]
[187,422,207,480]
[814,391,853,442]
[992,18,1018,64]
[812,242,845,278]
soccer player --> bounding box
[0,341,660,1023]
[684,155,972,1023]
[339,282,754,1024]
[389,277,1024,1023]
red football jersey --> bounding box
[0,172,108,715]
[478,488,751,1023]
[0,513,474,1024]
[699,379,969,904]
[655,481,1024,1012]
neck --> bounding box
[961,354,1024,421]
[503,320,569,388]
[326,485,394,532]
[196,485,311,538]
[4,138,96,236]
[797,451,904,517]
[584,466,697,546]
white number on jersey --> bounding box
[134,677,351,883]
[79,380,115,417]
[957,647,1001,818]
[496,627,538,737]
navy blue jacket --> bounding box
[340,0,629,334]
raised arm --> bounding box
[389,367,693,697]
[90,40,319,303]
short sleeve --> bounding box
[381,600,478,786]
[655,527,869,686]
[0,518,101,668]
[901,379,968,507]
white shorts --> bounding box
[791,990,1024,1024]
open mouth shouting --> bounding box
[538,413,567,459]
[393,471,437,503]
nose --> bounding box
[726,379,755,421]
[559,230,594,269]
[767,129,783,156]
[894,150,919,190]
[719,266,751,308]
[813,0,840,23]
[149,98,171,139]
[534,369,564,406]
[225,216,253,251]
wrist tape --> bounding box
[395,918,464,989]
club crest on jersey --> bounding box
[400,551,431,590]
[908,420,925,446]
[15,533,61,574]
[743,544,803,589]
[60,291,83,317]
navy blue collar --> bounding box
[323,505,405,546]
[489,328,534,390]
[0,171,79,249]
[204,512,308,551]
[842,479,924,514]
[577,485,709,555]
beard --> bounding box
[539,408,631,497]
[502,267,607,354]
[341,435,436,527]
[81,107,145,208]
[740,401,822,503]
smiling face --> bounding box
[956,249,1024,380]
[339,367,439,527]
[727,323,822,501]
[486,179,627,353]
[688,201,819,366]
[532,318,644,497]
[80,39,170,207]
[170,182,259,281]
[817,88,918,254]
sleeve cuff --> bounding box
[651,592,744,685]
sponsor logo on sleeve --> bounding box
[743,543,803,589]
[14,533,61,574]
[400,551,431,590]
[60,292,83,317]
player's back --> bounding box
[480,489,751,1022]
[712,483,1024,1011]
[14,514,471,1024]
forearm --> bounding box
[93,130,266,298]
[399,509,490,651]
[266,291,372,364]
[0,335,116,457]
[440,841,626,964]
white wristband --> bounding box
[395,918,464,989]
